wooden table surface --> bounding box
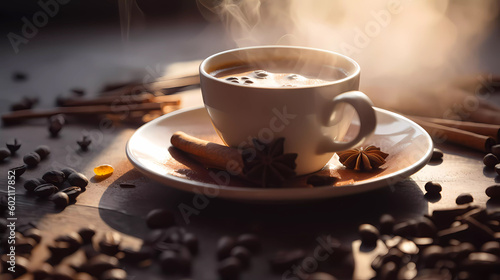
[0,19,499,280]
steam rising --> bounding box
[198,0,499,87]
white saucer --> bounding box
[126,106,433,202]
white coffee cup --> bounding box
[199,46,376,175]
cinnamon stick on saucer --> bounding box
[170,131,244,174]
[408,117,496,152]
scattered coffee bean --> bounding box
[9,164,27,178]
[61,167,77,178]
[307,272,338,280]
[67,172,89,189]
[491,144,500,158]
[182,232,199,255]
[306,175,338,187]
[61,186,82,202]
[32,263,54,280]
[23,152,41,167]
[52,264,76,280]
[236,233,260,252]
[34,183,58,198]
[481,241,500,257]
[49,120,64,137]
[425,181,442,194]
[77,225,96,244]
[51,192,70,208]
[483,153,499,168]
[24,178,46,192]
[98,231,122,256]
[218,257,242,279]
[23,227,42,244]
[146,208,175,229]
[42,170,66,185]
[456,193,473,205]
[230,246,251,266]
[379,214,395,235]
[77,135,92,151]
[56,232,83,251]
[359,224,379,245]
[217,236,236,260]
[0,148,11,161]
[485,185,500,199]
[101,268,127,280]
[431,148,444,160]
[34,145,51,159]
[378,261,398,280]
[81,254,120,277]
[269,249,306,271]
[16,236,37,254]
[119,247,153,263]
[159,250,180,273]
[6,138,21,154]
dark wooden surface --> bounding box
[0,19,499,280]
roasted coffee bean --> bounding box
[32,263,54,280]
[236,233,261,252]
[51,192,70,208]
[379,214,395,235]
[158,249,189,274]
[17,236,37,254]
[0,148,11,161]
[5,139,21,154]
[217,236,236,260]
[23,228,42,244]
[48,114,65,137]
[230,246,251,266]
[420,245,445,268]
[61,186,82,202]
[307,272,338,280]
[269,249,306,271]
[495,163,500,176]
[461,252,499,273]
[73,272,94,280]
[456,193,473,205]
[9,164,27,178]
[34,183,58,198]
[425,181,442,194]
[486,185,500,199]
[378,261,398,280]
[9,255,28,278]
[23,152,41,167]
[48,240,74,259]
[52,265,76,280]
[98,231,122,255]
[81,254,119,277]
[120,247,153,263]
[397,239,419,255]
[67,172,89,189]
[484,153,499,168]
[359,224,379,245]
[55,232,83,251]
[42,170,65,185]
[491,144,500,157]
[61,167,77,178]
[101,268,127,280]
[146,208,175,229]
[431,148,444,160]
[306,175,338,187]
[182,232,199,255]
[416,217,437,237]
[382,247,405,266]
[77,225,96,244]
[34,145,51,159]
[218,257,242,279]
[24,178,46,192]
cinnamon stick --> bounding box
[101,75,200,97]
[58,93,180,107]
[408,117,496,152]
[170,131,244,174]
[409,115,500,141]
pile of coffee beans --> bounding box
[216,233,260,279]
[24,168,89,209]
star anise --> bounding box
[337,145,389,171]
[242,138,298,188]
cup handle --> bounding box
[325,91,377,151]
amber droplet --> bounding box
[94,164,114,176]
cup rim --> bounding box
[199,45,360,90]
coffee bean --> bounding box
[48,114,65,137]
[230,246,251,266]
[48,240,74,259]
[217,236,236,260]
[158,250,180,273]
[306,175,338,187]
[378,261,398,280]
[483,153,499,168]
[421,245,445,268]
[0,148,11,161]
[397,239,419,255]
[73,272,94,280]
[486,185,500,199]
[146,208,175,229]
[42,170,66,185]
[67,172,89,189]
[23,227,42,244]
[481,241,500,257]
[98,231,122,256]
[77,225,96,244]
[55,232,83,251]
[81,255,119,277]
[269,249,306,271]
[119,247,153,263]
[236,233,261,252]
[16,236,37,254]
[61,167,77,178]
[61,186,82,202]
[9,164,27,178]
[359,224,379,245]
[34,145,51,159]
[218,257,242,279]
[23,152,41,167]
[5,139,20,154]
[306,272,338,280]
[379,214,395,235]
[32,263,54,280]
[425,181,442,194]
[182,232,199,255]
[456,193,473,205]
[51,192,69,208]
[101,268,127,280]
[34,183,58,198]
[462,252,499,273]
[491,144,500,158]
[24,178,46,192]
[495,163,500,176]
[52,265,76,280]
[8,255,28,278]
[431,148,444,160]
